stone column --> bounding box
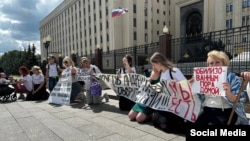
[95,48,103,71]
[159,33,172,59]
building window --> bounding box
[242,15,249,26]
[106,8,108,16]
[144,8,147,16]
[226,3,233,12]
[226,19,233,29]
[145,33,148,42]
[145,21,148,29]
[133,18,136,27]
[133,4,136,13]
[243,34,248,42]
[242,0,248,8]
[134,32,137,40]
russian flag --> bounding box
[112,7,128,18]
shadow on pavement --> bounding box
[69,101,129,115]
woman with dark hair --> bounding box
[13,66,33,100]
[116,54,137,111]
[117,54,136,74]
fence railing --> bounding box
[95,25,250,75]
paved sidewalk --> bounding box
[0,89,185,141]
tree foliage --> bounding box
[0,44,41,75]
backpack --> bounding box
[89,67,102,96]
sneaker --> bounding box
[103,93,109,102]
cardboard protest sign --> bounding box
[48,67,72,105]
[76,68,91,82]
[191,66,227,96]
[98,73,201,122]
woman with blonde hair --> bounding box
[191,50,249,125]
[62,56,82,102]
[26,65,49,101]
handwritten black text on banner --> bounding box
[99,73,201,122]
[47,67,72,105]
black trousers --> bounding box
[152,110,191,134]
[195,107,238,125]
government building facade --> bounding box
[40,0,250,61]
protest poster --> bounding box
[98,73,201,122]
[76,68,91,82]
[47,67,72,105]
[191,66,227,96]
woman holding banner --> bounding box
[148,52,189,134]
[62,56,82,103]
[191,50,249,125]
[80,57,109,105]
[117,54,137,111]
[128,69,158,123]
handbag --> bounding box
[90,77,102,96]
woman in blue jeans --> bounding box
[46,55,61,92]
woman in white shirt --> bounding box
[13,66,32,100]
[148,52,189,134]
[117,54,137,111]
[80,57,109,105]
[61,56,83,103]
[26,66,49,101]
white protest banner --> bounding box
[99,73,147,102]
[48,67,72,105]
[136,80,201,122]
[98,73,201,122]
[191,66,227,96]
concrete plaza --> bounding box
[0,89,185,141]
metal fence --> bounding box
[102,42,159,74]
[174,25,250,75]
[97,25,250,75]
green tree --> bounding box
[0,44,41,75]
